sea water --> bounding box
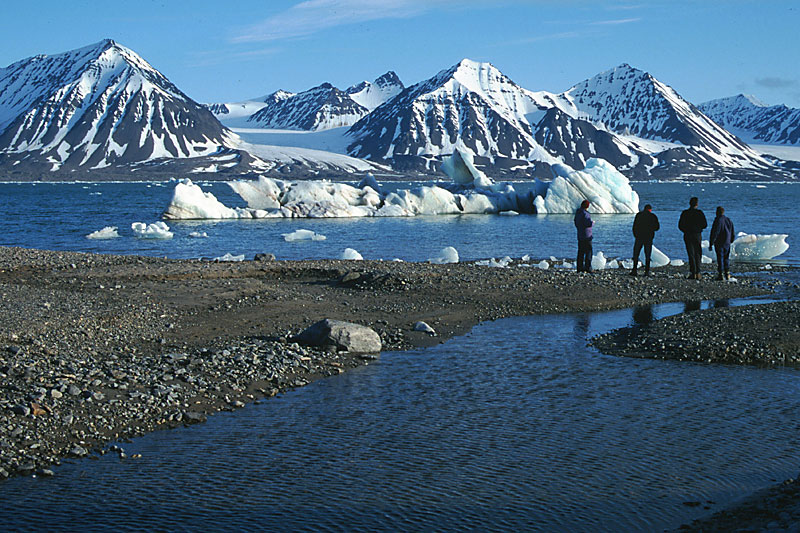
[0,181,796,265]
[1,302,799,531]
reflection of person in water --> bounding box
[632,305,654,326]
[712,299,730,308]
[684,300,702,312]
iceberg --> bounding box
[86,226,119,240]
[533,159,639,214]
[428,247,459,264]
[341,248,363,260]
[214,253,245,262]
[731,233,789,260]
[283,229,327,242]
[162,156,641,220]
[132,221,173,239]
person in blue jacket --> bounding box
[709,205,735,280]
[574,199,594,273]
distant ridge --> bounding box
[699,94,800,146]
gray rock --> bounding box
[296,319,382,353]
[340,272,362,284]
[11,404,30,416]
[254,253,276,262]
[67,385,81,396]
[69,445,88,457]
[183,411,207,424]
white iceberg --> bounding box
[189,231,208,238]
[429,247,459,264]
[162,156,642,220]
[283,229,327,242]
[650,246,671,268]
[731,233,789,260]
[86,226,119,240]
[341,248,363,260]
[533,159,639,214]
[132,221,173,239]
[591,251,608,271]
[214,253,245,262]
[536,260,550,270]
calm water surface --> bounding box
[0,181,796,265]
[2,302,799,531]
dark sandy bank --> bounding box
[1,246,798,529]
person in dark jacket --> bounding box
[630,204,660,276]
[709,205,735,280]
[574,199,594,273]
[678,197,707,280]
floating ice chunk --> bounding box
[441,148,494,188]
[534,159,639,214]
[731,233,789,260]
[621,259,634,269]
[189,231,208,238]
[86,226,119,239]
[606,259,619,269]
[670,259,685,267]
[341,248,363,260]
[761,264,772,270]
[591,251,607,271]
[536,260,550,270]
[283,229,327,242]
[701,255,713,264]
[650,246,670,268]
[132,221,173,239]
[521,255,531,262]
[550,256,557,262]
[214,253,245,262]
[429,246,459,264]
[476,257,511,268]
[163,179,244,219]
[499,210,519,216]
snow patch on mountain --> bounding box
[699,94,800,146]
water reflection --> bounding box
[632,305,655,325]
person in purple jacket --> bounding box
[709,205,735,280]
[574,199,594,273]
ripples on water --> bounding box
[3,305,800,531]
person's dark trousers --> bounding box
[715,244,731,274]
[632,238,653,273]
[577,237,593,272]
[684,233,702,275]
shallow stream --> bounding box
[2,298,799,531]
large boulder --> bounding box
[296,319,382,353]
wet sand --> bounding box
[1,246,798,528]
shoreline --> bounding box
[1,246,798,528]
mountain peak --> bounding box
[375,70,403,89]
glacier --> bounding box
[163,152,640,221]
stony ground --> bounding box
[1,246,798,530]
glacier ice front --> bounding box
[162,152,640,220]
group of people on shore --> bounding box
[574,197,735,280]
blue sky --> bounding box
[2,0,798,106]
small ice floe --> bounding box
[591,252,607,271]
[606,259,619,269]
[86,226,119,240]
[761,264,773,270]
[476,256,512,268]
[189,231,208,238]
[621,259,635,270]
[414,321,436,335]
[283,229,326,242]
[214,253,245,262]
[650,246,671,268]
[131,221,173,239]
[755,185,767,189]
[521,254,531,262]
[670,259,685,267]
[499,210,519,216]
[536,260,550,270]
[701,255,713,264]
[341,248,363,260]
[732,233,789,260]
[428,246,459,264]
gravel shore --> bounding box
[1,245,797,529]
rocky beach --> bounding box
[1,245,799,529]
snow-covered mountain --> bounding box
[0,39,236,173]
[345,60,787,179]
[246,83,369,131]
[698,94,800,146]
[560,64,775,176]
[346,71,404,111]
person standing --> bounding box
[630,204,660,276]
[678,197,707,280]
[574,199,594,273]
[709,206,735,280]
